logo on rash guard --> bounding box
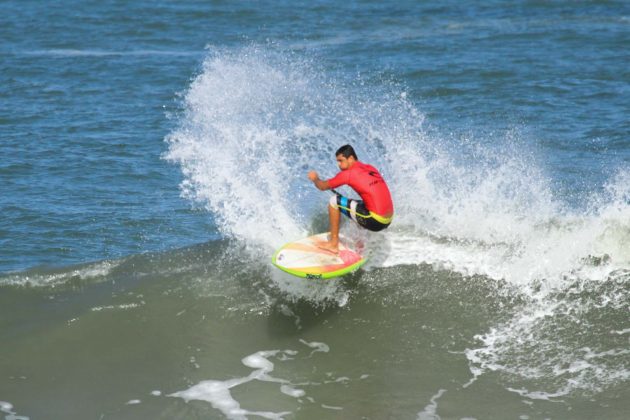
[368,170,383,186]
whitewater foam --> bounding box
[169,349,293,420]
[169,342,323,419]
[167,338,375,418]
[417,389,447,420]
[465,270,630,400]
[0,401,29,420]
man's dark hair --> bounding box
[335,144,358,160]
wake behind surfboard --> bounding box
[272,233,366,279]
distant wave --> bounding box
[0,259,121,288]
[15,49,204,57]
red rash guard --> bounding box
[327,161,393,216]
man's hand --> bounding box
[308,170,329,191]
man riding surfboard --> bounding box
[307,144,394,253]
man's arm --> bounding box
[308,170,330,191]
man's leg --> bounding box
[327,202,340,248]
[316,196,343,253]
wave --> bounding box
[0,259,121,288]
[164,45,630,286]
[16,49,203,57]
[162,45,630,400]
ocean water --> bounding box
[1,0,629,418]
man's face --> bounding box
[336,154,355,170]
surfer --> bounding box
[308,144,393,253]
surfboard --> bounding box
[272,233,366,279]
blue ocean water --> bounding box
[2,0,628,272]
[1,1,629,419]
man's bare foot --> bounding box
[316,240,339,254]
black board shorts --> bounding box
[330,193,392,232]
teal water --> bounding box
[1,1,629,418]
